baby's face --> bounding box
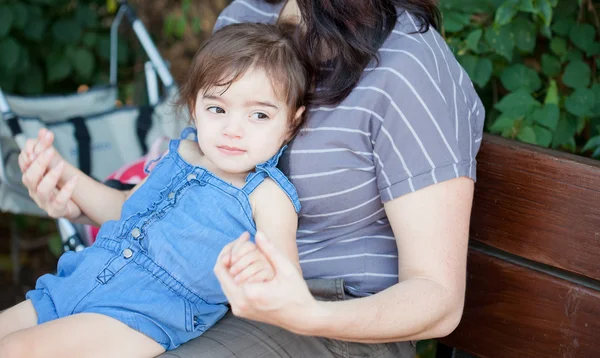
[194,67,294,176]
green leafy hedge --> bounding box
[2,0,599,160]
[0,0,134,96]
[441,0,600,159]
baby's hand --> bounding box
[228,234,275,284]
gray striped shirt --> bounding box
[214,0,485,296]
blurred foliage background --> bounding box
[0,0,598,158]
[442,0,600,158]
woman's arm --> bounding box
[215,176,473,343]
[305,177,473,342]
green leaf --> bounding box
[0,5,13,37]
[0,67,15,92]
[582,135,600,153]
[569,23,595,53]
[484,25,514,61]
[591,84,600,116]
[565,88,595,117]
[539,24,552,39]
[544,79,559,105]
[536,0,553,27]
[541,54,561,77]
[566,48,583,62]
[465,29,483,52]
[512,17,537,53]
[588,42,600,57]
[174,17,186,38]
[495,0,519,27]
[500,64,541,92]
[458,55,493,88]
[82,32,97,48]
[531,104,560,131]
[533,125,552,147]
[52,19,82,44]
[552,114,577,148]
[23,16,46,42]
[14,46,30,75]
[96,35,110,60]
[551,17,574,36]
[191,17,202,34]
[562,60,591,89]
[74,6,99,29]
[519,0,536,12]
[46,52,72,83]
[495,89,542,116]
[490,113,518,134]
[182,0,191,13]
[0,37,20,71]
[444,11,471,33]
[517,125,537,144]
[550,37,567,58]
[16,64,43,95]
[474,57,493,88]
[71,48,95,79]
[9,3,28,30]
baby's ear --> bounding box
[294,106,305,121]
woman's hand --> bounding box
[227,232,274,284]
[18,128,81,220]
[214,231,322,334]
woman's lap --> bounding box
[159,279,416,358]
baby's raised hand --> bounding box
[18,128,81,219]
[228,232,275,284]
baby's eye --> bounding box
[251,112,269,120]
[207,106,225,114]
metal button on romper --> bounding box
[168,192,175,199]
[131,228,141,238]
[187,173,196,181]
[122,248,133,259]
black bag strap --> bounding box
[68,116,92,176]
[136,105,153,154]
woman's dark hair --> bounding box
[178,22,309,138]
[265,0,440,106]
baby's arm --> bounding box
[228,178,300,283]
[19,129,148,226]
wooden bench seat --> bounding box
[439,134,600,358]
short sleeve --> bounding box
[213,0,280,32]
[369,28,484,202]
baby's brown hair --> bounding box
[178,22,309,139]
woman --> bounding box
[20,0,484,357]
[171,0,484,356]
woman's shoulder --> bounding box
[360,10,479,111]
[213,0,282,31]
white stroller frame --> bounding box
[0,1,183,278]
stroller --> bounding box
[0,2,186,272]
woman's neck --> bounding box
[278,0,302,25]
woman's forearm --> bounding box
[301,277,464,343]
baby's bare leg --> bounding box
[0,300,38,339]
[0,312,165,358]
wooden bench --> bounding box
[438,134,600,358]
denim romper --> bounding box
[26,127,302,351]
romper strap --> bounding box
[242,145,301,213]
[180,126,198,140]
[144,138,179,174]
